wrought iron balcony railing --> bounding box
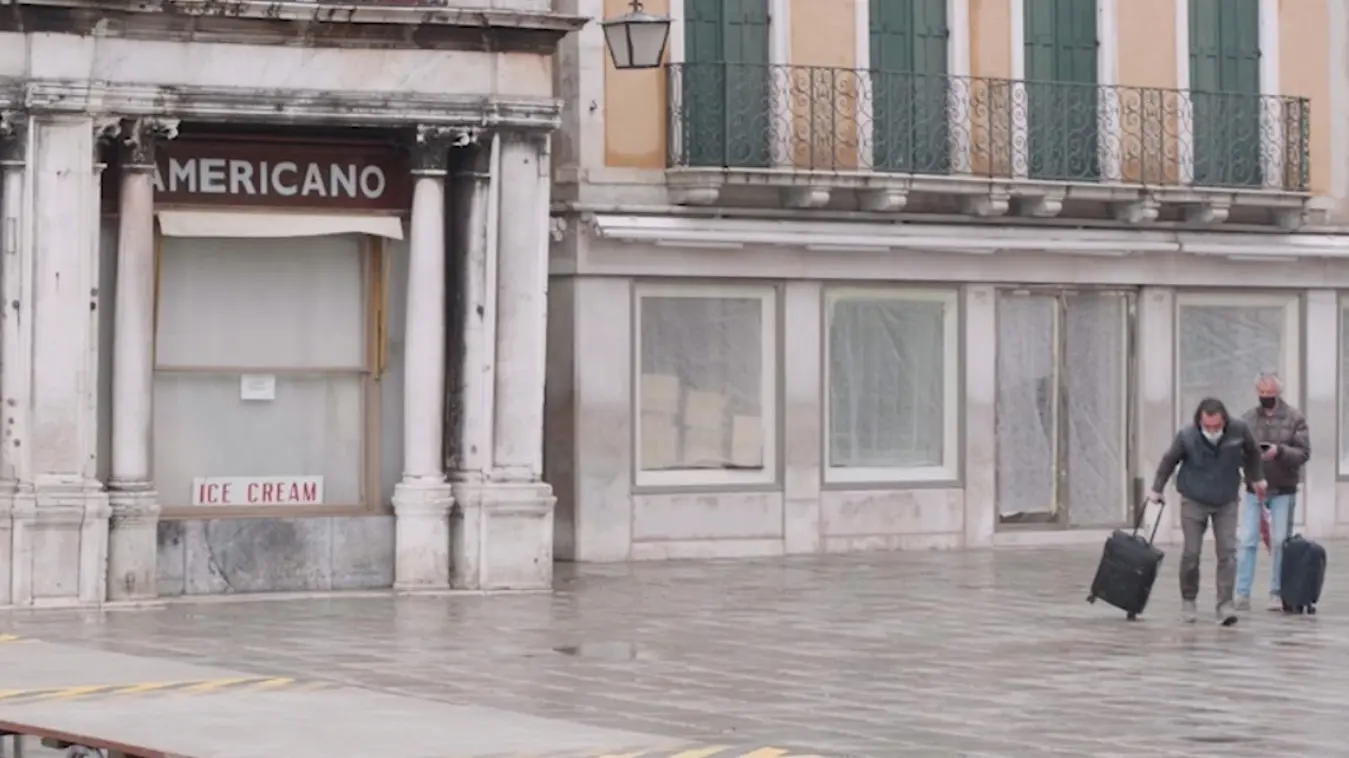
[666,62,1310,192]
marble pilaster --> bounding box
[15,117,116,606]
[451,130,555,591]
[0,111,26,606]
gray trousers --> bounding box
[1179,496,1239,605]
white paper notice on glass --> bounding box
[240,373,276,402]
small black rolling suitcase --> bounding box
[1088,500,1166,620]
[1279,505,1326,615]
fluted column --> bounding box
[107,117,177,602]
[392,125,458,590]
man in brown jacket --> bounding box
[1236,372,1310,612]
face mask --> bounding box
[1259,396,1277,409]
[1203,430,1223,444]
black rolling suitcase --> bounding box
[1279,504,1326,615]
[1088,500,1166,620]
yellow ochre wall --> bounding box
[789,0,859,169]
[1280,0,1330,195]
[602,0,668,169]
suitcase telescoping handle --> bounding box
[1133,498,1165,545]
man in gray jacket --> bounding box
[1149,397,1266,625]
[1236,373,1310,611]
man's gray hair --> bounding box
[1255,371,1282,391]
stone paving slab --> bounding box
[4,543,1349,756]
[0,641,248,691]
[0,689,676,758]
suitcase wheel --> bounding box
[1086,595,1096,604]
[1307,605,1318,616]
[1126,612,1138,621]
[1283,601,1295,614]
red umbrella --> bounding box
[1260,505,1272,552]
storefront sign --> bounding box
[111,140,411,212]
[192,476,324,506]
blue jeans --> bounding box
[1235,491,1295,598]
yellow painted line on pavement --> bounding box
[250,677,297,691]
[504,746,832,758]
[0,676,330,703]
[23,685,110,702]
[110,681,185,696]
[181,676,262,694]
[0,634,23,643]
[668,749,733,758]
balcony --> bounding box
[664,62,1314,226]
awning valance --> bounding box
[157,210,404,241]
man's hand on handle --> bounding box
[1147,491,1164,504]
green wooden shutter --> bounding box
[723,0,771,167]
[681,0,769,167]
[870,0,949,173]
[1189,0,1261,186]
[1025,0,1098,180]
[682,0,725,166]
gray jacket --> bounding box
[1241,400,1309,494]
[1152,420,1264,508]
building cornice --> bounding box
[0,1,589,53]
[586,213,1349,261]
[19,79,561,130]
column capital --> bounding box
[93,116,123,165]
[410,125,478,176]
[0,111,26,166]
[117,117,179,169]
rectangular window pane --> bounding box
[1177,304,1284,422]
[828,295,946,469]
[156,235,365,368]
[638,295,764,471]
[153,374,364,506]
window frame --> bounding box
[823,286,961,485]
[1336,297,1349,478]
[152,230,389,519]
[631,282,778,489]
[1173,291,1301,432]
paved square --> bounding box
[2,543,1347,756]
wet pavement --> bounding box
[2,543,1347,757]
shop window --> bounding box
[824,288,960,483]
[1176,293,1300,429]
[634,284,777,488]
[153,234,379,511]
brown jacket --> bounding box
[1242,400,1310,495]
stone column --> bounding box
[452,131,555,591]
[391,125,458,590]
[0,112,27,606]
[107,118,177,602]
